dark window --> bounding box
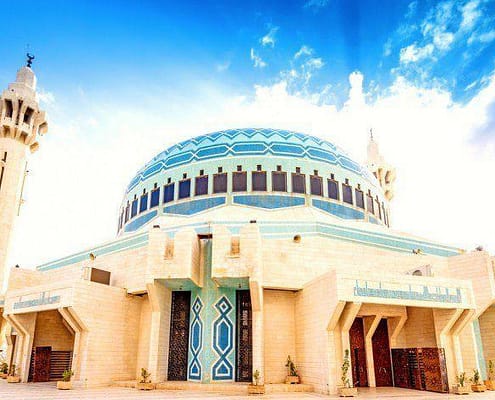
[272,171,287,192]
[366,193,374,214]
[327,179,339,200]
[295,167,301,173]
[182,173,187,179]
[233,171,247,192]
[125,202,130,222]
[167,177,172,184]
[140,192,148,213]
[150,188,160,208]
[342,184,353,205]
[213,173,227,193]
[310,175,323,196]
[195,175,208,196]
[218,166,223,173]
[5,100,13,118]
[237,165,242,172]
[276,165,282,172]
[178,179,191,199]
[252,171,267,191]
[23,107,34,124]
[291,173,306,194]
[256,164,262,171]
[131,198,138,218]
[163,183,175,203]
[118,211,123,231]
[375,197,381,217]
[199,169,204,176]
[355,189,364,209]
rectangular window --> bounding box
[342,184,353,205]
[163,183,175,203]
[327,179,339,200]
[131,198,138,218]
[252,171,267,191]
[310,175,323,196]
[291,173,306,194]
[150,188,160,208]
[272,171,287,192]
[213,173,227,193]
[5,100,13,118]
[140,193,148,213]
[232,171,247,192]
[23,107,34,124]
[366,194,374,214]
[355,189,364,209]
[195,175,208,196]
[178,179,191,199]
[118,212,123,231]
[125,203,130,222]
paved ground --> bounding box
[2,381,495,400]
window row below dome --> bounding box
[119,166,389,230]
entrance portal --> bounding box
[349,317,368,387]
[372,319,393,386]
[167,291,191,381]
[235,290,252,382]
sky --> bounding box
[1,0,495,268]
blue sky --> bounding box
[1,0,495,266]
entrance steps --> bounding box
[113,380,314,394]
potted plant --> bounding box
[471,369,486,392]
[0,362,8,379]
[6,364,20,383]
[136,368,154,390]
[484,360,495,390]
[338,350,358,397]
[248,369,265,395]
[56,369,74,390]
[285,355,299,384]
[453,372,470,395]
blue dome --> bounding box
[127,128,377,193]
[119,128,389,234]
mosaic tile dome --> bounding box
[119,128,389,234]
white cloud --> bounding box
[383,39,392,57]
[261,26,279,48]
[399,43,435,64]
[479,30,495,43]
[461,0,481,30]
[432,30,454,50]
[216,60,231,72]
[294,45,313,59]
[303,0,329,10]
[37,89,55,106]
[250,48,266,68]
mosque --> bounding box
[0,62,494,395]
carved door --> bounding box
[391,348,409,388]
[349,317,368,387]
[421,348,448,393]
[167,291,191,381]
[33,346,51,382]
[372,319,393,386]
[236,290,252,382]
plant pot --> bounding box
[453,385,470,395]
[57,381,72,390]
[285,375,300,384]
[339,387,358,397]
[484,380,495,390]
[136,382,155,390]
[7,376,20,383]
[248,384,265,395]
[471,384,486,392]
[0,373,7,379]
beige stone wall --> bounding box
[73,281,142,386]
[33,310,74,351]
[401,307,437,348]
[459,323,478,373]
[480,306,495,366]
[135,295,151,378]
[263,289,296,383]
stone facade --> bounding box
[0,64,493,396]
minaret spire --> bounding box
[366,130,396,202]
[0,61,49,292]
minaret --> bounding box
[0,55,48,292]
[367,129,395,201]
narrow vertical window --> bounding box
[213,172,227,193]
[178,177,191,199]
[131,196,138,218]
[272,168,287,192]
[163,182,175,203]
[355,188,364,209]
[5,100,13,118]
[252,169,267,191]
[140,190,148,213]
[310,174,323,196]
[375,196,381,218]
[150,184,160,208]
[327,178,339,200]
[342,180,353,205]
[125,202,130,222]
[366,190,374,214]
[291,169,306,194]
[195,174,208,196]
[233,170,247,192]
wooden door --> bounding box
[349,318,368,387]
[236,290,252,382]
[33,346,51,382]
[372,319,393,386]
[167,291,191,381]
[421,348,449,393]
[391,348,409,388]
